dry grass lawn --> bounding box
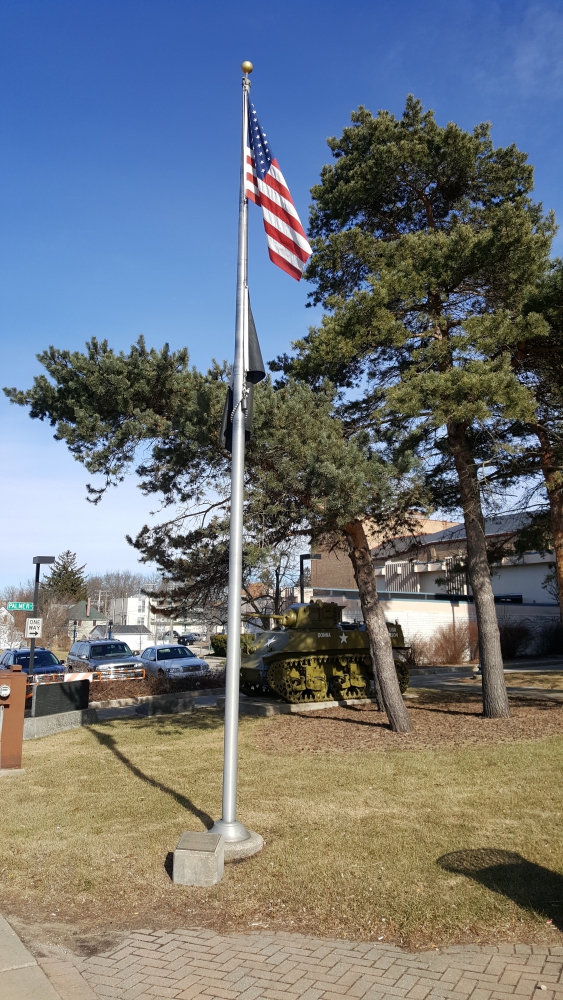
[1,698,562,952]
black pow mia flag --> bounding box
[219,296,266,452]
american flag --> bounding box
[245,102,312,281]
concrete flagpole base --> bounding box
[223,831,264,861]
[209,819,264,861]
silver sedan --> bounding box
[140,644,210,679]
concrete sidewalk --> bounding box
[3,918,562,1000]
[0,914,63,999]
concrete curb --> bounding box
[0,914,61,998]
[216,695,380,716]
[89,685,225,709]
[23,708,98,740]
[134,692,196,716]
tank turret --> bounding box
[271,601,342,630]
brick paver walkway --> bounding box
[35,928,563,1000]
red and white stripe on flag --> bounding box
[245,146,312,281]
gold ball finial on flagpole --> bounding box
[241,60,253,75]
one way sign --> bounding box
[25,618,43,639]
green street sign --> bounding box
[7,602,34,611]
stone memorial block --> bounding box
[173,831,224,886]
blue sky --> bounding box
[1,0,562,587]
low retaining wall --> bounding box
[216,695,380,717]
[24,708,98,740]
[134,692,196,716]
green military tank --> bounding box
[240,600,409,704]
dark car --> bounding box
[140,644,210,679]
[66,640,143,678]
[0,647,65,675]
[177,633,198,645]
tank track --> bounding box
[266,653,373,704]
[240,678,269,697]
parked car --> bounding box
[0,648,65,675]
[139,644,210,679]
[177,633,198,645]
[66,640,143,678]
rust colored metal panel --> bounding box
[0,669,27,769]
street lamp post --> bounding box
[28,556,55,677]
[299,553,321,604]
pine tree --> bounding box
[134,375,417,730]
[273,96,554,719]
[42,550,88,601]
[516,262,563,607]
[5,340,417,731]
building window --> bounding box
[137,599,145,613]
[137,616,145,625]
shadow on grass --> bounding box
[97,708,225,737]
[411,704,487,718]
[344,694,487,720]
[88,726,214,829]
[290,710,392,730]
[423,697,559,717]
[438,848,563,930]
[164,852,174,880]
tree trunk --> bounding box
[447,422,510,718]
[534,424,563,610]
[344,518,411,732]
[274,564,282,616]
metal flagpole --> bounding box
[210,61,254,845]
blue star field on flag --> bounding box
[248,103,274,181]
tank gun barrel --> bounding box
[241,610,298,626]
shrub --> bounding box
[146,669,226,694]
[394,658,410,693]
[89,670,227,701]
[406,622,479,666]
[432,622,478,664]
[535,618,563,656]
[405,635,429,668]
[498,622,533,659]
[210,633,255,657]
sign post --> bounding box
[28,556,55,676]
